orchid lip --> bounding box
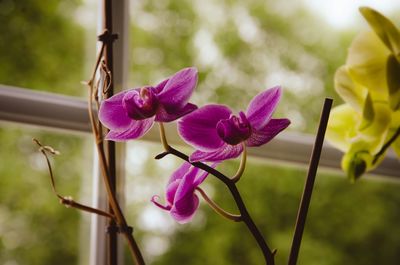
[122,87,159,120]
[216,111,252,145]
[151,195,172,211]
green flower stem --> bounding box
[196,187,242,222]
[373,127,400,164]
[158,122,170,151]
[231,143,247,182]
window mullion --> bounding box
[89,0,130,265]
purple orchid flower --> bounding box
[178,86,290,162]
[151,162,210,224]
[98,67,198,141]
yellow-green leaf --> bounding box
[334,66,367,112]
[346,31,390,96]
[386,55,400,110]
[359,6,400,61]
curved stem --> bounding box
[33,139,115,220]
[196,187,242,222]
[231,143,247,182]
[288,98,332,265]
[86,47,145,265]
[159,146,275,265]
[158,122,170,151]
[156,121,274,264]
[372,126,400,164]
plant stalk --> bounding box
[287,98,332,265]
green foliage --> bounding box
[0,0,85,95]
[0,127,88,265]
[130,0,350,133]
[0,0,88,264]
[326,7,400,180]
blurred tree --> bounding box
[0,0,84,96]
[125,1,400,265]
[0,128,89,265]
[129,0,355,133]
[0,0,88,264]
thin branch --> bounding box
[196,187,242,222]
[288,98,333,265]
[231,143,247,182]
[33,138,114,219]
[158,122,170,151]
[155,138,275,265]
[85,41,145,265]
[60,197,115,219]
[372,126,400,164]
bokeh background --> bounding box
[0,0,399,264]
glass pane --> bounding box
[0,0,97,97]
[124,141,400,265]
[128,0,357,133]
[0,124,93,265]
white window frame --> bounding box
[0,0,399,264]
[0,83,398,178]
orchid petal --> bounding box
[105,117,154,141]
[166,180,180,206]
[193,162,218,186]
[360,7,400,59]
[169,166,200,223]
[189,143,244,162]
[122,88,159,120]
[334,66,367,113]
[170,194,199,224]
[155,103,198,122]
[178,104,232,151]
[173,166,198,203]
[151,195,171,211]
[246,118,290,147]
[216,112,251,145]
[167,162,192,185]
[157,67,198,112]
[246,86,282,130]
[346,31,390,97]
[98,90,132,131]
[154,78,169,94]
[326,104,359,152]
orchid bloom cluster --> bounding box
[99,67,290,223]
[326,7,400,181]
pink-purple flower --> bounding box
[178,86,290,162]
[151,162,210,223]
[99,67,198,141]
